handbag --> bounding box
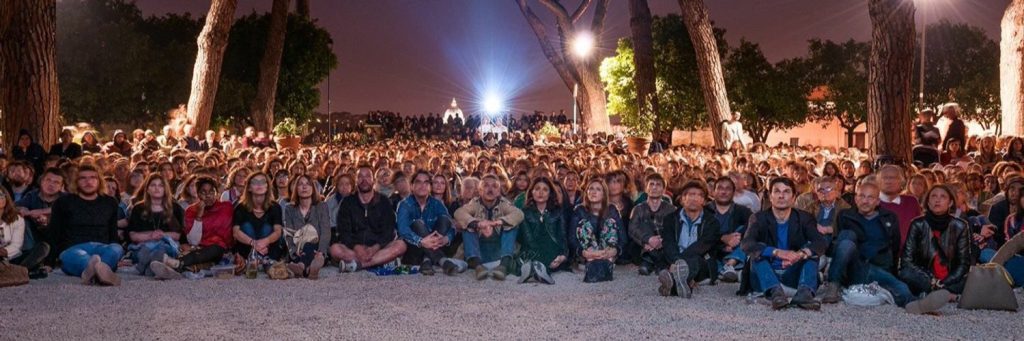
[0,260,29,288]
[958,263,1019,311]
[583,259,613,283]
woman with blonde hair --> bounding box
[126,174,184,278]
[232,172,284,262]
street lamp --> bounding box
[571,31,594,135]
[917,0,928,112]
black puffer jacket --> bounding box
[900,214,971,288]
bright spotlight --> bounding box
[572,31,595,58]
[483,95,503,114]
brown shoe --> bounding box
[819,282,842,304]
[657,270,674,297]
[308,253,325,280]
[94,259,121,286]
[81,255,100,285]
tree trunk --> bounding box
[0,0,60,149]
[296,0,310,18]
[628,0,661,141]
[251,0,290,133]
[846,125,856,147]
[867,0,915,164]
[186,0,238,134]
[516,0,611,134]
[1002,0,1024,137]
[677,0,731,150]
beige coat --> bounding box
[454,197,524,232]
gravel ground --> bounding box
[1,265,1022,340]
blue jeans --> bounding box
[981,249,1024,288]
[828,231,864,284]
[129,237,181,275]
[751,258,818,293]
[236,221,283,259]
[719,248,746,271]
[59,242,125,276]
[463,228,518,262]
[865,264,915,307]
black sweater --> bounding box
[50,194,120,252]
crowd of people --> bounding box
[1,105,1023,315]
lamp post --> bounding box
[571,31,594,135]
[918,0,927,112]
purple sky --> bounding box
[133,0,1010,117]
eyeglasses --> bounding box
[250,178,269,185]
[816,187,835,194]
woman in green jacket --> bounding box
[516,177,567,284]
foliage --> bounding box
[56,0,337,129]
[803,39,869,146]
[600,14,728,136]
[912,19,999,129]
[724,40,811,143]
[273,117,301,137]
[537,121,560,138]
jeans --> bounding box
[865,265,915,307]
[828,231,864,285]
[718,248,746,272]
[235,221,283,260]
[751,258,818,293]
[980,249,1024,288]
[59,242,125,277]
[463,228,518,262]
[130,237,181,275]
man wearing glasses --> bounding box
[796,176,850,256]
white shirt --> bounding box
[879,192,901,205]
[734,190,761,212]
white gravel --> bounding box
[1,266,1021,340]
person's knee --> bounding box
[835,240,857,258]
[411,220,430,236]
[434,216,453,235]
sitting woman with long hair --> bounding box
[281,174,330,279]
[149,176,236,280]
[573,178,621,282]
[516,177,567,284]
[232,172,284,264]
[125,174,184,278]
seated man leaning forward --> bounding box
[454,174,524,280]
[396,170,454,276]
[742,177,828,311]
[331,164,406,272]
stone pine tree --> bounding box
[628,0,663,143]
[677,0,731,149]
[251,0,291,133]
[516,0,612,133]
[867,0,915,164]
[296,0,310,18]
[0,0,61,148]
[186,0,238,134]
[1002,0,1024,137]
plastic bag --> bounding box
[842,282,895,306]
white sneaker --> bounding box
[719,264,739,283]
[163,254,181,269]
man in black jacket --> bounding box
[657,180,721,298]
[742,177,827,310]
[706,176,752,282]
[819,180,912,307]
[330,165,406,272]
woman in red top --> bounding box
[150,176,234,279]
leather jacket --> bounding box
[900,215,971,287]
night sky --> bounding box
[132,0,1010,117]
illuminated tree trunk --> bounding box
[251,0,290,133]
[628,0,662,142]
[186,0,237,134]
[678,0,731,149]
[867,0,915,164]
[516,0,611,134]
[1001,0,1024,137]
[0,0,61,148]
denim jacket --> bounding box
[396,195,452,246]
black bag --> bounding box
[583,259,613,283]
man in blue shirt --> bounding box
[397,170,453,275]
[741,177,827,310]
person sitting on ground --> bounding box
[232,172,284,266]
[898,184,967,312]
[16,167,64,268]
[332,165,406,272]
[742,177,827,310]
[150,176,235,279]
[453,174,524,280]
[281,174,329,279]
[819,179,949,314]
[125,174,184,278]
[656,180,723,298]
[796,175,851,271]
[877,165,922,253]
[49,129,82,160]
[0,187,49,276]
[3,161,35,203]
[574,178,621,281]
[706,176,751,283]
[396,170,453,276]
[515,177,567,284]
[51,164,123,286]
[80,131,102,154]
[629,173,677,276]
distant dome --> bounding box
[443,98,464,124]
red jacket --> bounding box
[184,202,235,250]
